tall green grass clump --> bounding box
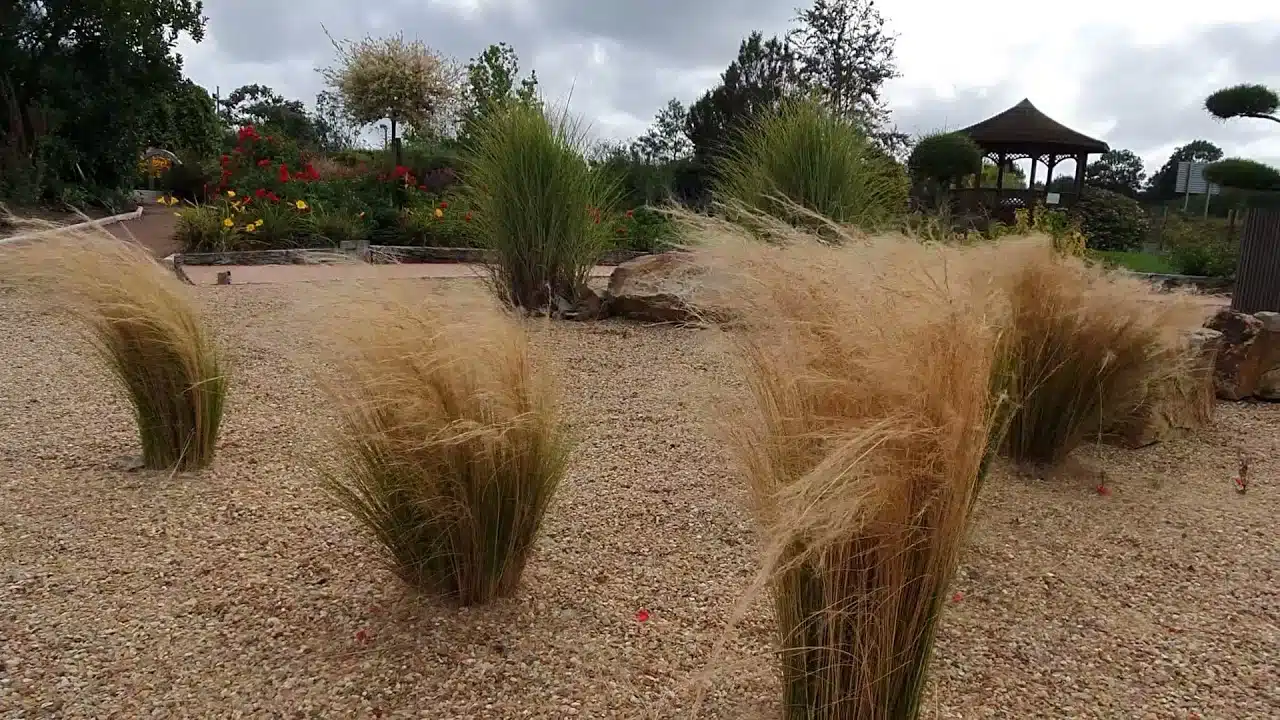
[4,222,226,470]
[989,239,1202,466]
[691,212,1005,720]
[464,102,620,309]
[714,98,909,234]
[323,291,570,605]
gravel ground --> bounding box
[0,278,1276,719]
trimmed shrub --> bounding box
[1074,186,1149,251]
[6,222,227,470]
[1165,214,1239,277]
[323,291,569,605]
[463,102,620,308]
[908,131,982,185]
[715,98,909,234]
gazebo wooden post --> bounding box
[1073,152,1087,199]
[1027,155,1038,223]
[995,153,1006,190]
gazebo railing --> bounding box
[951,188,1080,212]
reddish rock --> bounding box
[1206,309,1265,400]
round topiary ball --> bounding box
[907,132,983,185]
[1203,158,1280,192]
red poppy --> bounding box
[635,608,650,623]
[266,191,280,203]
[392,165,411,179]
[625,209,634,218]
[219,154,230,165]
[257,158,271,167]
[1096,484,1111,496]
[254,188,267,198]
[278,163,290,183]
[439,201,448,209]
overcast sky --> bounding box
[177,0,1280,178]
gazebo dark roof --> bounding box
[959,99,1109,155]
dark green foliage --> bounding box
[1165,215,1239,277]
[908,132,982,184]
[458,42,540,148]
[141,80,223,160]
[1205,84,1280,123]
[1073,186,1149,252]
[1084,149,1146,197]
[686,32,799,164]
[1203,158,1280,191]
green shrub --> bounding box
[908,131,982,185]
[10,223,226,470]
[1074,186,1149,251]
[160,157,216,203]
[173,204,229,253]
[311,204,369,247]
[1165,214,1238,277]
[463,103,620,308]
[325,291,569,605]
[612,206,677,252]
[715,98,909,233]
[1204,158,1280,191]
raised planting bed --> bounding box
[173,245,651,267]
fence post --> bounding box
[1231,208,1280,314]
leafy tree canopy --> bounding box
[1205,84,1280,124]
[1203,158,1280,191]
[1084,148,1146,197]
[1144,140,1223,200]
[631,99,693,164]
[459,42,539,146]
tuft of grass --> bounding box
[322,290,570,605]
[690,211,1006,720]
[991,239,1201,466]
[173,204,229,253]
[714,98,909,235]
[4,221,227,471]
[463,102,620,309]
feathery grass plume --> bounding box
[713,97,909,237]
[687,209,1006,720]
[463,101,620,310]
[2,219,226,471]
[322,289,570,605]
[984,238,1203,466]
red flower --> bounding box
[1096,484,1111,496]
[951,591,964,603]
[635,608,650,623]
[232,146,242,154]
[392,165,411,179]
[303,163,319,181]
[439,201,448,209]
[464,212,472,222]
[257,158,271,167]
[266,191,280,203]
[625,209,634,218]
[354,628,371,644]
[219,154,230,165]
[278,163,290,183]
[418,185,428,191]
[254,188,267,198]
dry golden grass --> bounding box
[686,213,1006,720]
[319,287,570,605]
[984,239,1204,466]
[1,219,226,471]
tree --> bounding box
[1144,140,1223,200]
[1,0,205,195]
[788,0,898,137]
[907,132,981,185]
[458,42,539,146]
[1203,158,1280,191]
[978,159,1026,189]
[631,99,693,164]
[1205,84,1280,125]
[139,79,222,159]
[323,32,461,166]
[1084,148,1146,197]
[312,90,359,153]
[219,84,322,149]
[685,32,799,163]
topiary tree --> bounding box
[322,31,462,167]
[907,132,982,186]
[1072,185,1149,252]
[1203,158,1280,192]
[1205,84,1280,125]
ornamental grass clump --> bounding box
[690,211,1006,720]
[464,102,620,310]
[3,221,226,471]
[989,239,1202,466]
[323,290,569,605]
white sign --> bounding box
[1175,161,1222,195]
[1045,192,1061,205]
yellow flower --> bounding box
[433,208,443,218]
[155,196,167,204]
[222,218,234,228]
[254,219,264,227]
[244,224,256,232]
[294,199,308,210]
[174,211,182,217]
[227,190,236,198]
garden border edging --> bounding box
[172,246,651,267]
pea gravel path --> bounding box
[0,278,1275,719]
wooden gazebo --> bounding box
[955,98,1109,220]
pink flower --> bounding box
[635,608,650,623]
